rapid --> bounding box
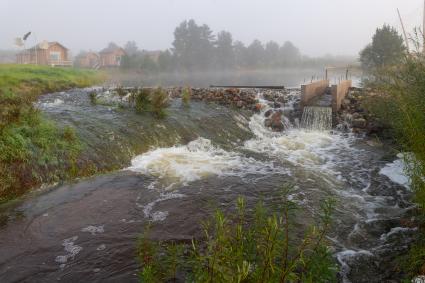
[0,87,414,283]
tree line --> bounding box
[120,19,353,72]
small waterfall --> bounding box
[301,106,332,131]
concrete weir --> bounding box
[300,79,352,112]
[300,80,329,109]
[331,80,352,112]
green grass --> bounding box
[0,64,103,202]
[137,187,338,282]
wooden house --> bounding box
[75,51,100,69]
[16,41,72,66]
[99,45,126,67]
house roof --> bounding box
[75,51,99,59]
[18,41,68,54]
[99,46,125,54]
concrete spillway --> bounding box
[301,80,352,112]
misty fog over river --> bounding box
[108,68,361,88]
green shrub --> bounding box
[364,57,425,208]
[137,187,338,282]
[133,88,151,113]
[181,87,192,106]
[88,91,98,104]
[363,49,425,280]
[116,86,127,97]
[150,87,169,118]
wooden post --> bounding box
[397,8,410,54]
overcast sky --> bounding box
[0,0,423,56]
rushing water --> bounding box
[301,106,332,131]
[0,88,414,283]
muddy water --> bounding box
[0,89,415,283]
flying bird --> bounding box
[23,32,31,41]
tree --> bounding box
[215,31,235,69]
[172,19,215,71]
[140,55,158,72]
[233,41,247,68]
[106,42,119,50]
[264,41,280,67]
[158,50,174,72]
[360,25,406,71]
[124,41,139,56]
[246,39,265,67]
[279,41,301,66]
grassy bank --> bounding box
[0,64,103,203]
[362,56,425,279]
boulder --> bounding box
[264,109,273,118]
[254,103,264,112]
[269,111,285,132]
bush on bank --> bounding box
[0,64,103,203]
[362,54,425,278]
[137,188,338,283]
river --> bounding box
[0,87,414,282]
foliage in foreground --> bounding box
[0,64,102,202]
[137,188,338,282]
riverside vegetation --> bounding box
[0,64,102,203]
[90,86,170,118]
[359,27,425,279]
[137,187,338,283]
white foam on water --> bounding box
[127,137,277,184]
[81,225,104,235]
[244,95,355,179]
[413,276,425,283]
[379,155,411,189]
[379,226,418,241]
[38,98,64,108]
[55,236,82,266]
[140,192,186,222]
[336,249,374,283]
[96,244,106,251]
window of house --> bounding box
[50,51,61,61]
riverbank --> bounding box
[0,64,103,203]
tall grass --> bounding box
[364,56,425,207]
[0,64,102,202]
[137,187,338,282]
[362,47,425,278]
